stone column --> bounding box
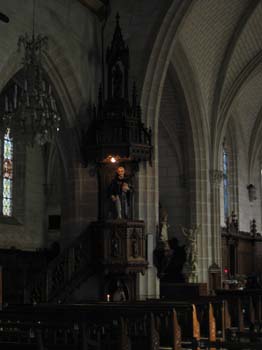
[136,161,159,299]
[209,170,223,269]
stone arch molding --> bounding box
[248,107,262,183]
[0,39,81,128]
[159,118,184,177]
[140,0,212,282]
[141,0,209,183]
[140,0,210,210]
[140,0,193,132]
[171,43,210,167]
[137,0,194,233]
[171,44,212,281]
[211,0,260,143]
[0,40,83,178]
[213,50,262,169]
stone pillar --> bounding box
[209,170,223,271]
[137,161,159,299]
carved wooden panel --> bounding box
[91,220,147,275]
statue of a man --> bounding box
[108,166,131,219]
[180,225,200,270]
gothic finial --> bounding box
[116,12,120,25]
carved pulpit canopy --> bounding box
[83,14,152,165]
[82,15,149,295]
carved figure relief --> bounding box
[159,205,169,242]
[131,229,139,258]
[112,280,128,301]
[111,233,121,257]
[180,225,200,271]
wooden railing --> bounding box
[0,248,49,304]
[0,298,249,350]
[216,289,262,329]
[1,293,262,349]
[27,229,92,303]
[0,302,197,350]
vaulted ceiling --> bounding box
[175,0,262,172]
[0,0,261,170]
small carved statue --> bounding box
[131,236,139,258]
[158,204,171,250]
[159,205,169,242]
[153,205,173,278]
[111,235,120,257]
[247,184,257,202]
[108,166,132,219]
[180,225,200,271]
[112,280,127,301]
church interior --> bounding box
[0,0,262,348]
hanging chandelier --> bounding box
[1,0,60,145]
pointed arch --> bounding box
[221,117,239,222]
[138,0,193,233]
[211,0,260,143]
[139,0,212,282]
[171,42,211,281]
[249,107,262,182]
[0,38,86,177]
[213,50,262,168]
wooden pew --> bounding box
[216,289,262,344]
[0,302,200,350]
[4,298,256,350]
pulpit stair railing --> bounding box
[26,228,91,303]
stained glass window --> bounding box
[223,148,229,219]
[2,128,13,216]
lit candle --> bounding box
[106,294,110,302]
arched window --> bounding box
[2,128,13,216]
[221,129,238,224]
[223,147,229,219]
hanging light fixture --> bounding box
[1,0,60,145]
